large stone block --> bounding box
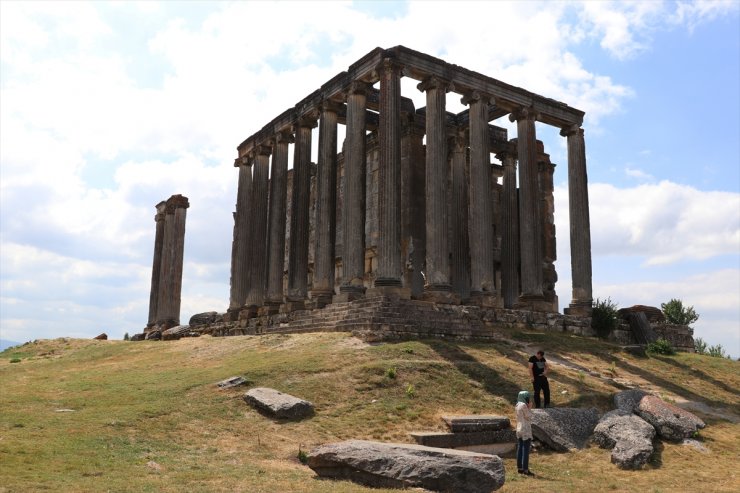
[593,409,655,469]
[307,440,505,492]
[243,387,314,420]
[441,415,510,433]
[531,407,600,451]
[636,394,705,441]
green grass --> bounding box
[1,332,738,492]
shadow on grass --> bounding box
[651,355,740,399]
[423,340,523,402]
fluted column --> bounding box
[401,121,426,298]
[561,124,593,314]
[156,194,189,328]
[449,131,470,301]
[418,76,452,297]
[339,81,370,298]
[146,201,167,329]
[228,158,253,317]
[375,58,403,289]
[312,102,340,306]
[510,107,544,301]
[463,91,496,303]
[286,116,317,307]
[265,131,292,311]
[244,145,271,312]
[498,147,519,308]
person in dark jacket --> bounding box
[528,350,550,408]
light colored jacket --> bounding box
[515,402,533,440]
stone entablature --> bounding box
[227,45,593,325]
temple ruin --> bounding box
[218,46,593,338]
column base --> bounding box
[238,306,259,321]
[258,302,282,316]
[366,286,411,300]
[224,308,242,322]
[334,284,366,302]
[515,294,553,312]
[374,277,402,287]
[564,300,593,317]
[280,300,306,313]
[310,289,335,308]
[469,291,501,308]
[422,284,460,304]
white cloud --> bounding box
[625,167,654,181]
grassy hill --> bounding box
[1,328,738,492]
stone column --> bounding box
[228,158,253,319]
[510,107,544,304]
[418,76,453,300]
[449,131,470,301]
[374,58,405,292]
[286,115,317,309]
[338,81,370,300]
[463,92,496,305]
[401,121,426,298]
[539,153,558,311]
[146,201,167,330]
[498,147,519,309]
[155,194,189,328]
[561,124,593,315]
[312,102,340,306]
[244,145,271,315]
[264,131,292,313]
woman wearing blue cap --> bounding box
[515,390,535,476]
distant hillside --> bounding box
[1,330,738,492]
[0,339,22,351]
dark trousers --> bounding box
[517,438,531,471]
[533,376,550,408]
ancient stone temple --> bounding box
[145,194,189,332]
[222,46,593,339]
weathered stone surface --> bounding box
[442,415,510,433]
[216,376,248,389]
[161,325,200,340]
[93,333,107,340]
[188,311,222,326]
[636,394,705,441]
[244,387,314,420]
[130,333,146,341]
[144,330,162,340]
[409,429,516,448]
[618,305,665,323]
[307,440,505,492]
[614,389,649,413]
[531,407,600,451]
[593,409,655,469]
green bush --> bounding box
[385,367,397,379]
[694,337,708,355]
[707,344,729,359]
[10,358,21,363]
[661,299,699,326]
[591,297,620,338]
[647,338,675,355]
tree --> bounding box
[123,332,130,341]
[661,299,699,326]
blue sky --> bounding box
[1,1,738,357]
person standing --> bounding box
[528,350,550,408]
[515,390,535,476]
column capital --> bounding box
[460,90,490,106]
[320,99,344,114]
[417,75,452,93]
[376,57,404,75]
[165,194,190,213]
[275,129,295,145]
[255,144,272,156]
[234,154,253,167]
[346,80,372,97]
[296,111,319,129]
[560,124,583,138]
[509,106,539,123]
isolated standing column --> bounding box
[146,201,167,329]
[155,194,189,327]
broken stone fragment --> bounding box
[307,440,505,492]
[593,409,655,469]
[216,376,248,389]
[530,407,600,451]
[636,394,705,441]
[441,415,510,432]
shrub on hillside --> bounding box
[647,338,675,356]
[661,299,699,326]
[591,297,620,339]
